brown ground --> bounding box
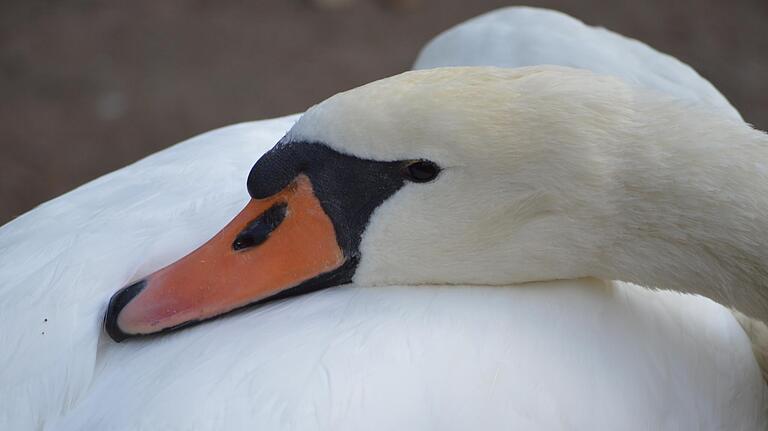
[1,0,766,225]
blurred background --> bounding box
[1,0,766,225]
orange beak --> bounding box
[105,174,346,341]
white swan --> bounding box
[1,7,765,431]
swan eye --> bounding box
[404,160,440,183]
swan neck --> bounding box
[601,109,768,320]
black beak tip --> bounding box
[104,279,147,343]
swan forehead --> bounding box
[286,66,632,165]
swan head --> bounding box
[104,66,649,341]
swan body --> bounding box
[1,7,766,431]
[414,7,741,120]
[52,281,768,430]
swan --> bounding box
[1,7,766,431]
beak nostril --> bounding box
[232,202,288,251]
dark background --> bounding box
[1,0,766,225]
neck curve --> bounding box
[596,100,768,320]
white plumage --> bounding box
[414,7,740,120]
[1,7,765,431]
